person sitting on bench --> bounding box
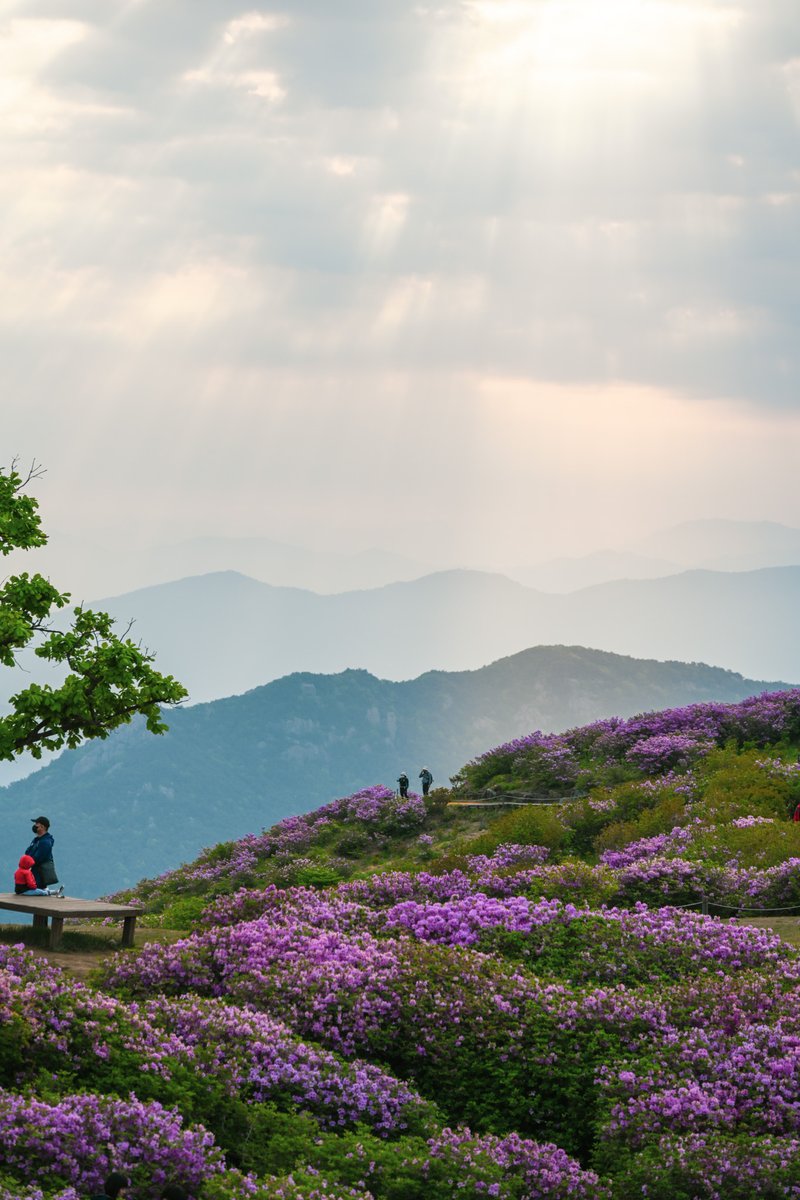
[14,854,63,897]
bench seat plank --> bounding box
[0,894,141,949]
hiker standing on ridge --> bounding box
[419,767,433,796]
[397,773,409,798]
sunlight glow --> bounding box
[362,193,411,258]
[460,0,743,115]
[470,1,741,66]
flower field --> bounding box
[6,690,800,1197]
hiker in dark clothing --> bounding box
[25,816,56,889]
[397,773,409,798]
[419,768,433,796]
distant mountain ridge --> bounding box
[631,518,800,569]
[0,645,789,900]
[506,520,800,591]
[8,517,800,600]
[87,564,800,702]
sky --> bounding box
[2,0,800,573]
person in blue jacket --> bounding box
[25,816,56,889]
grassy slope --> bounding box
[7,693,800,1199]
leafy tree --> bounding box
[0,461,187,761]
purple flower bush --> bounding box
[196,839,800,933]
[607,1132,800,1199]
[624,733,714,774]
[418,1127,609,1199]
[0,938,606,1197]
[139,995,431,1134]
[0,1089,236,1198]
[97,886,800,1170]
[117,786,430,907]
[599,825,697,868]
[13,690,800,1198]
[461,689,800,793]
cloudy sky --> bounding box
[3,0,800,574]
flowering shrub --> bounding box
[608,1132,800,1199]
[416,1127,609,1199]
[118,786,417,903]
[0,1186,80,1200]
[140,995,432,1135]
[461,690,800,795]
[625,733,714,774]
[15,691,800,1200]
[599,825,696,868]
[0,1089,233,1197]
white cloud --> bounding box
[3,0,800,564]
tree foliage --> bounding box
[0,461,187,761]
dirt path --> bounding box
[42,949,107,979]
[0,924,188,980]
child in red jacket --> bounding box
[14,854,62,896]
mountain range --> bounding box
[9,517,800,598]
[0,645,789,900]
[81,563,800,704]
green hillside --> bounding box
[112,688,800,927]
[6,690,800,1199]
[1,645,787,900]
[5,691,800,1199]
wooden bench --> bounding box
[0,894,141,950]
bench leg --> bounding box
[32,913,48,932]
[121,915,137,948]
[49,916,64,950]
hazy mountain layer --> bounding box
[9,517,800,602]
[86,564,800,702]
[0,646,787,900]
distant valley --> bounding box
[0,645,789,900]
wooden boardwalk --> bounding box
[448,793,563,808]
[0,894,141,950]
[447,800,541,807]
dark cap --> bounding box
[31,816,50,829]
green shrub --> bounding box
[220,1101,322,1177]
[593,794,689,855]
[461,805,572,859]
[695,746,800,821]
[0,1018,29,1087]
[686,819,800,869]
[201,841,237,865]
[159,895,209,930]
[294,863,343,888]
[522,860,618,906]
[605,1133,800,1200]
[335,829,371,857]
